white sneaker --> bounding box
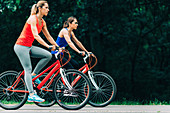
[27,94,45,103]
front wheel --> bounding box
[88,72,117,107]
[53,69,91,110]
[0,71,28,110]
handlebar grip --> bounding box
[79,52,83,55]
[85,51,88,55]
[48,45,53,50]
[49,45,62,51]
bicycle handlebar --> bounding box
[53,48,71,67]
[83,52,97,70]
[60,49,71,67]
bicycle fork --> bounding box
[88,71,100,90]
[60,68,73,90]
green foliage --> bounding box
[112,98,170,105]
[0,0,169,102]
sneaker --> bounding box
[32,75,41,84]
[27,94,45,103]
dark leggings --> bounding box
[52,53,79,70]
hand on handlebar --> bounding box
[49,45,65,52]
[79,51,95,57]
[79,51,86,56]
[59,47,65,52]
[88,52,95,57]
[49,45,56,51]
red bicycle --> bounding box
[0,49,91,110]
[79,53,117,107]
[34,52,117,107]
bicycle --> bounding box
[0,49,91,110]
[38,52,117,107]
[79,52,117,107]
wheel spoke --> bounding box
[54,69,90,110]
[0,79,8,87]
[34,74,56,107]
[89,72,116,107]
[0,71,28,110]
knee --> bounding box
[46,53,52,60]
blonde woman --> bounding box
[14,0,58,103]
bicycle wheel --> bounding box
[53,69,91,110]
[88,72,117,107]
[0,71,28,110]
[0,70,18,77]
[34,73,56,107]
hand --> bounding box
[49,45,56,51]
[88,52,95,57]
[79,51,85,56]
[51,45,56,51]
[58,47,65,52]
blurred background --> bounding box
[0,0,169,103]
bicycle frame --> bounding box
[79,64,89,74]
[7,60,61,94]
[78,54,99,90]
[7,50,71,93]
[59,54,97,88]
[78,53,97,74]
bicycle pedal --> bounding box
[63,92,78,97]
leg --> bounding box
[69,57,79,69]
[64,54,79,69]
[30,46,52,74]
[57,53,74,69]
[14,45,34,94]
[14,45,45,103]
[57,53,79,69]
[61,57,74,69]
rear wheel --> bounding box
[34,73,56,107]
[53,69,91,110]
[88,72,117,107]
[0,71,28,110]
[0,70,18,77]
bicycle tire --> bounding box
[53,69,91,110]
[0,71,28,110]
[88,72,117,107]
[34,73,56,107]
[0,70,18,76]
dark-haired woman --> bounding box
[14,0,59,103]
[52,16,92,69]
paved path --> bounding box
[1,105,170,113]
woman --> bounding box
[14,0,58,103]
[52,16,92,69]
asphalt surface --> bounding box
[1,105,170,113]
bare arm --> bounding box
[42,19,59,47]
[62,29,81,53]
[71,32,88,52]
[29,16,50,48]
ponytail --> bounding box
[30,1,48,15]
[31,4,37,15]
[63,21,69,28]
[63,16,77,28]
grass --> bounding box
[2,98,170,105]
[111,98,170,105]
[1,100,52,105]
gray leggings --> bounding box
[14,44,52,94]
